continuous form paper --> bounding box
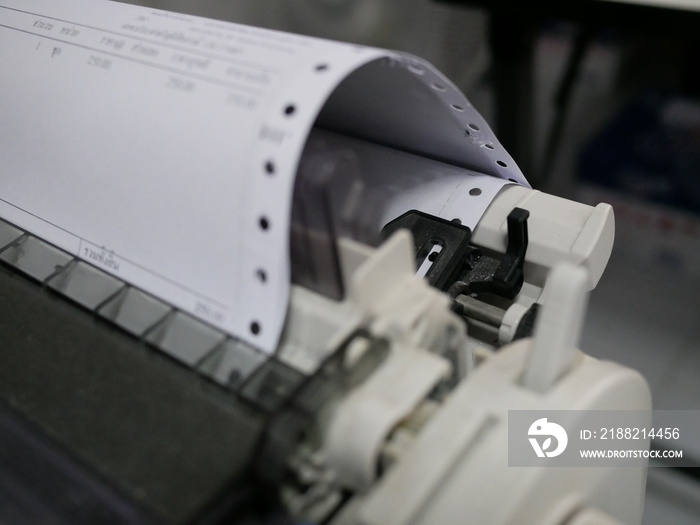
[0,0,527,353]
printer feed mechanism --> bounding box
[0,1,651,523]
[0,132,650,525]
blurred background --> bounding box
[121,0,700,521]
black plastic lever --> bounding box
[491,207,529,299]
[382,207,530,301]
[445,207,530,301]
[381,210,473,291]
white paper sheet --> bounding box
[0,0,527,353]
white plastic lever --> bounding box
[522,263,589,393]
